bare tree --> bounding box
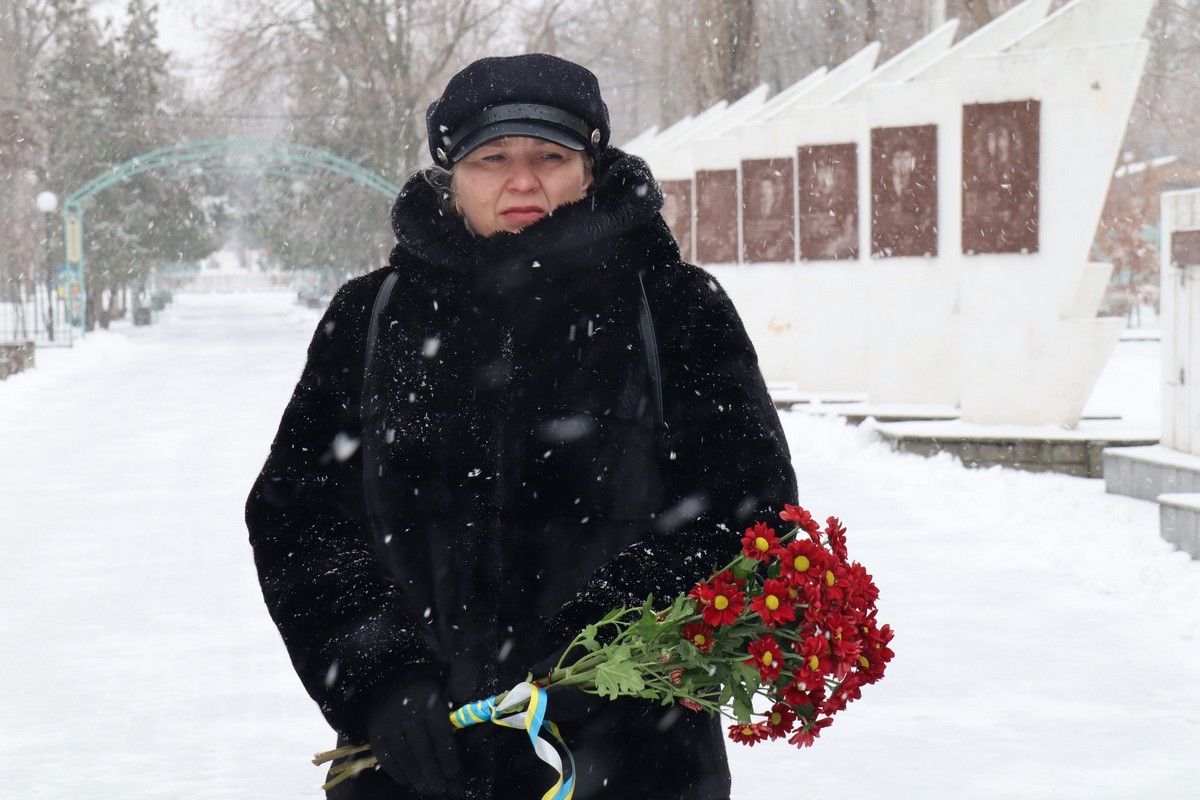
[202,0,514,275]
[0,0,57,322]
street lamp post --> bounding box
[36,190,58,343]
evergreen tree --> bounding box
[40,0,218,329]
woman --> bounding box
[247,53,797,799]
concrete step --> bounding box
[872,420,1157,479]
[1103,445,1200,501]
[1159,493,1200,559]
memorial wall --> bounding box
[628,0,1157,427]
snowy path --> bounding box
[2,292,1198,798]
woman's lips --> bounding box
[501,206,546,223]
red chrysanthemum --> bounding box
[677,697,703,712]
[740,521,781,562]
[779,503,821,537]
[728,721,771,746]
[841,561,880,613]
[856,617,895,684]
[680,622,716,653]
[780,674,808,708]
[799,582,826,625]
[795,634,832,686]
[824,516,848,562]
[698,579,745,627]
[687,580,712,606]
[824,673,865,714]
[780,674,826,713]
[787,716,833,748]
[778,539,828,587]
[820,561,848,607]
[821,611,864,678]
[749,578,796,628]
[762,702,797,740]
[744,634,784,682]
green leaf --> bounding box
[591,647,645,699]
[579,624,601,653]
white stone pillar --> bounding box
[1162,189,1200,455]
[926,0,947,33]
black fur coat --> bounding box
[246,148,797,799]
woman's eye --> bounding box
[481,153,506,163]
[540,152,564,161]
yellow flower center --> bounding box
[825,570,836,587]
[762,651,774,666]
[741,725,755,736]
[714,595,729,611]
[808,655,820,671]
[693,634,708,646]
[765,595,780,611]
[859,655,870,668]
[794,555,810,572]
[754,536,771,552]
[769,712,782,725]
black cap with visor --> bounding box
[426,54,610,167]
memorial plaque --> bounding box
[695,169,739,263]
[742,159,795,262]
[660,179,694,262]
[798,143,859,261]
[871,125,938,258]
[962,100,1040,254]
[1173,230,1200,266]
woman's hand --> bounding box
[366,674,463,795]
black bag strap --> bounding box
[637,271,667,448]
[362,270,400,539]
[364,270,400,379]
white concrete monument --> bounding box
[627,0,1158,427]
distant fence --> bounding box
[0,285,74,346]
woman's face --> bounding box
[452,136,592,237]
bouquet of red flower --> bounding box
[531,502,893,747]
[316,503,893,787]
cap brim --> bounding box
[450,121,586,162]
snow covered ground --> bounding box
[1,291,1197,798]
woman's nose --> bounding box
[506,158,539,192]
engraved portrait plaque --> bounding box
[798,143,859,261]
[695,169,739,264]
[742,158,795,262]
[1173,230,1200,266]
[659,179,694,262]
[962,100,1040,254]
[871,125,938,258]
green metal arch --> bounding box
[61,139,401,331]
[65,138,400,205]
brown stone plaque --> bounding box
[962,100,1040,254]
[695,169,739,263]
[741,158,795,262]
[871,125,938,258]
[798,143,859,261]
[1173,230,1200,266]
[659,179,694,261]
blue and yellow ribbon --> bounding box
[449,682,575,800]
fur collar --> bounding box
[387,147,669,287]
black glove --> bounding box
[366,672,463,795]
